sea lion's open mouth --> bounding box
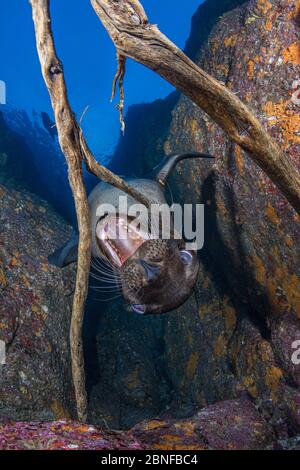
[96,214,151,268]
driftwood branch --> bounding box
[30,0,151,421]
[91,0,300,215]
[78,127,152,207]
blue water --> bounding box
[0,0,202,169]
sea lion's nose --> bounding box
[140,260,161,281]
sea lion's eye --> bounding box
[131,304,146,314]
[140,260,161,281]
[180,250,193,265]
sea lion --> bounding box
[49,152,214,314]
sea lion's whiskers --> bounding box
[90,269,121,285]
[90,262,121,278]
[89,279,121,288]
[92,256,121,274]
[89,275,122,291]
[92,264,120,279]
[94,292,123,302]
[90,264,120,280]
[89,271,122,285]
[92,254,119,269]
[92,261,122,279]
[99,256,121,271]
[91,259,121,279]
[90,285,121,292]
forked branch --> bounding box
[30,0,150,421]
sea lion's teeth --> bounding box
[97,214,151,268]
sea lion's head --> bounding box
[121,239,199,314]
[96,215,199,314]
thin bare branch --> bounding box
[111,52,126,134]
[91,0,300,216]
[29,0,151,421]
[78,109,151,208]
[78,130,151,208]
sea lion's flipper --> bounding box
[152,152,214,187]
[48,232,79,268]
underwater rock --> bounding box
[0,398,274,450]
[0,107,93,224]
[271,312,300,387]
[40,112,58,141]
[87,0,248,431]
[0,419,143,450]
[86,299,171,430]
[111,92,179,177]
[184,0,248,61]
[229,318,299,436]
[0,153,8,167]
[0,184,76,420]
[0,110,40,191]
[96,0,300,436]
[132,398,275,450]
[275,434,300,450]
[110,0,246,178]
[163,0,300,434]
[0,0,298,450]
